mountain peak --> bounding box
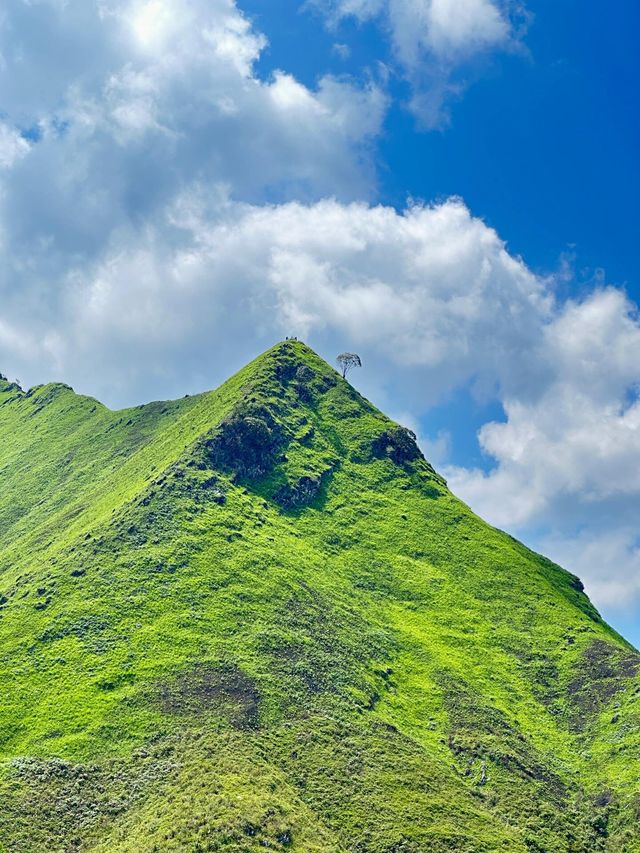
[246,338,342,388]
[187,338,439,511]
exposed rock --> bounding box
[274,475,324,509]
[566,639,640,730]
[295,365,315,383]
[205,407,283,478]
[157,664,260,729]
[372,426,423,465]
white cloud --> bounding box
[332,42,352,59]
[446,289,640,523]
[312,0,525,125]
[0,0,385,201]
[386,0,510,62]
[0,195,548,398]
[325,0,514,58]
[443,287,640,621]
[0,123,30,169]
[0,0,386,394]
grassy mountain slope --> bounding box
[0,341,637,852]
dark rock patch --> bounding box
[274,474,325,509]
[205,406,283,479]
[372,426,423,466]
[274,360,299,383]
[158,664,260,729]
[294,382,314,404]
[566,639,640,730]
[567,573,585,593]
[295,365,314,383]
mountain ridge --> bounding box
[0,340,638,852]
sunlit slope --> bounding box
[0,341,637,852]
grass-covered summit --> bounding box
[0,341,638,852]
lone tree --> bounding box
[337,352,362,379]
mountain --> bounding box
[0,340,638,852]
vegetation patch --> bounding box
[157,664,261,729]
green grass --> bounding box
[0,341,638,852]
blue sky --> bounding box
[0,0,638,645]
[247,0,639,289]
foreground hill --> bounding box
[0,341,638,852]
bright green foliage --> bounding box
[0,341,638,852]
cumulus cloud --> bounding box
[0,0,385,203]
[0,124,30,169]
[330,0,510,59]
[446,290,640,523]
[0,0,386,386]
[312,0,526,125]
[445,287,640,614]
[0,194,551,402]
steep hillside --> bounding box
[0,341,637,852]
